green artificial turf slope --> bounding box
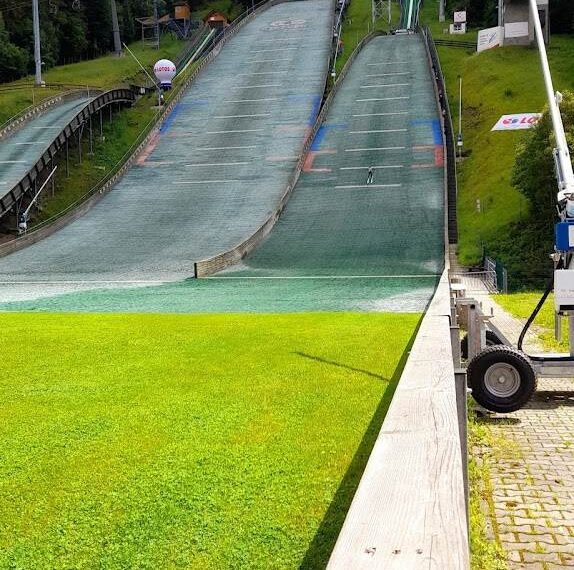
[0,312,419,569]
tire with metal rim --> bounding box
[467,345,537,413]
[460,329,504,360]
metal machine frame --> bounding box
[454,0,574,413]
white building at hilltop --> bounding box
[499,0,549,45]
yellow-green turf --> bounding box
[496,292,569,352]
[0,312,419,569]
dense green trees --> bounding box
[498,92,574,286]
[0,0,252,83]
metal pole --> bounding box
[153,0,160,50]
[89,114,93,155]
[372,0,375,26]
[32,0,42,85]
[388,0,391,24]
[458,76,462,158]
[529,0,574,212]
[439,0,445,22]
[110,0,122,56]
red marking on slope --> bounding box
[137,132,160,166]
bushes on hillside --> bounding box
[505,91,574,287]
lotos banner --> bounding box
[491,113,542,131]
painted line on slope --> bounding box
[333,184,402,189]
[352,112,408,117]
[340,165,404,170]
[205,274,440,280]
[194,145,258,151]
[360,83,410,89]
[367,61,409,66]
[366,72,410,77]
[213,113,270,119]
[184,162,250,167]
[345,146,405,152]
[235,84,281,89]
[349,129,407,134]
[173,180,243,185]
[224,98,279,103]
[206,129,264,134]
[356,97,409,102]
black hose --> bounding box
[516,257,574,362]
[517,272,555,351]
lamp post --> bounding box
[457,75,463,158]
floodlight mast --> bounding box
[529,0,574,218]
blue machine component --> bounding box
[555,220,574,252]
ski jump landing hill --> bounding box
[0,0,334,300]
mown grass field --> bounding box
[0,312,419,569]
[496,291,570,352]
[0,36,182,125]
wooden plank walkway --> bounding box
[327,270,470,569]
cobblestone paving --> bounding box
[487,378,574,569]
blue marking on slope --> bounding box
[431,119,442,145]
[410,119,443,145]
[310,124,348,151]
[160,103,183,135]
[308,95,323,126]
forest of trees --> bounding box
[447,0,574,31]
[1,0,574,83]
[0,0,254,82]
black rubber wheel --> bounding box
[467,345,537,413]
[461,329,503,360]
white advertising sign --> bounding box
[477,26,502,52]
[505,21,529,38]
[454,11,466,23]
[491,113,542,131]
[450,22,467,34]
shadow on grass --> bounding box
[293,352,386,381]
[297,321,422,569]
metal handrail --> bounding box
[0,89,93,139]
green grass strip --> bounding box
[0,312,419,569]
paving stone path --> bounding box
[460,275,574,568]
[488,378,574,569]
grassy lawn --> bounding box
[420,1,574,266]
[0,36,183,125]
[0,312,419,569]
[496,291,569,352]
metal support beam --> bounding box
[32,0,43,85]
[110,0,122,56]
[372,0,392,24]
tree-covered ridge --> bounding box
[0,0,252,82]
[446,0,574,32]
